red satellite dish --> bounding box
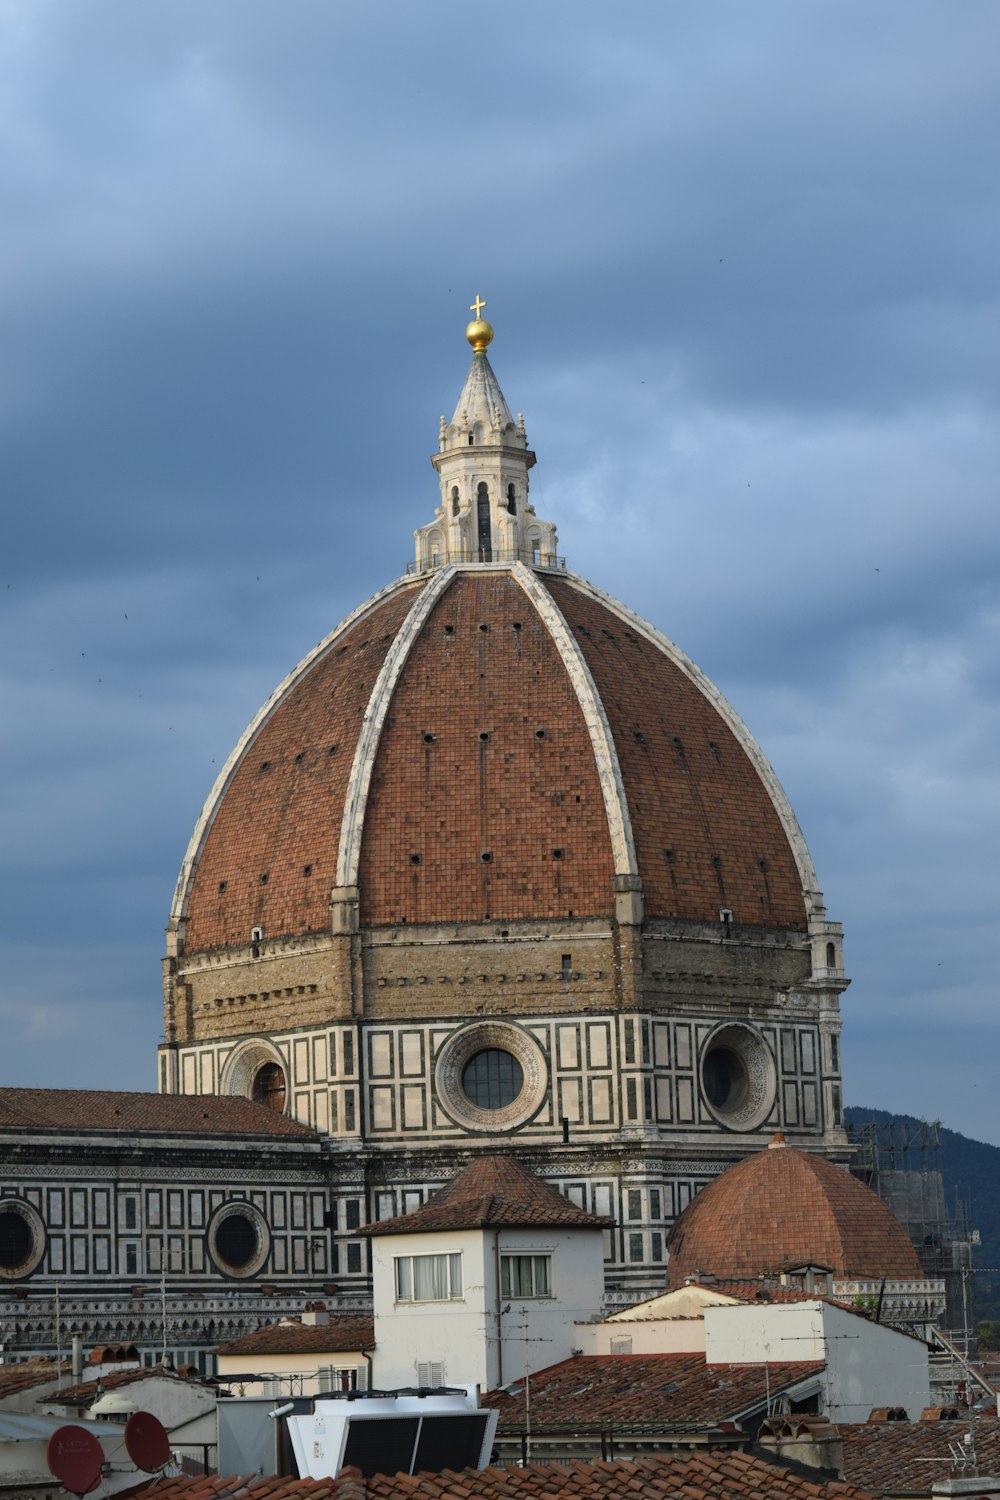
[124,1410,172,1472]
[46,1425,104,1496]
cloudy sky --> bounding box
[1,2,998,1149]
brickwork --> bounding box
[358,572,615,925]
[361,920,619,1020]
[183,585,418,951]
[666,1136,925,1284]
[545,578,807,927]
[179,935,355,1045]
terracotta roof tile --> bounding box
[178,567,810,948]
[0,1088,317,1138]
[40,1363,210,1405]
[666,1140,924,1284]
[366,1157,610,1237]
[836,1414,1000,1493]
[483,1353,825,1431]
[214,1315,374,1356]
[148,1450,872,1499]
[0,1357,69,1397]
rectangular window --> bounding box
[500,1254,552,1299]
[650,1189,661,1220]
[831,1084,842,1126]
[417,1361,445,1387]
[123,1197,137,1230]
[626,1077,638,1120]
[344,1092,356,1132]
[343,1032,355,1076]
[345,1199,361,1231]
[627,1189,642,1220]
[395,1252,463,1302]
[830,1033,839,1071]
[641,1021,650,1066]
[628,1232,644,1264]
[643,1078,653,1120]
[125,1243,138,1275]
[346,1242,362,1274]
[652,1231,663,1261]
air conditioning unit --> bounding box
[285,1390,498,1480]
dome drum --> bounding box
[434,1022,548,1134]
[0,1198,47,1281]
[699,1022,777,1133]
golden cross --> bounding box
[470,294,487,320]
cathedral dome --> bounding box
[665,1135,924,1285]
[171,563,816,948]
[169,308,826,953]
[161,307,851,1307]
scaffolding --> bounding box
[847,1116,977,1341]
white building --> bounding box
[577,1283,930,1423]
[368,1155,607,1392]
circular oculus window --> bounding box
[435,1022,547,1132]
[0,1198,46,1280]
[700,1022,777,1132]
[206,1201,271,1279]
[220,1038,288,1114]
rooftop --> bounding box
[214,1315,375,1357]
[483,1352,824,1433]
[132,1449,873,1500]
[0,1358,68,1399]
[667,1137,925,1285]
[837,1414,1000,1495]
[366,1155,611,1237]
[0,1088,317,1138]
[39,1363,209,1407]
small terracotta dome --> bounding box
[666,1135,924,1285]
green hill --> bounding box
[845,1106,1000,1320]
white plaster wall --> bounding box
[818,1302,928,1423]
[372,1229,491,1392]
[703,1301,929,1422]
[495,1227,605,1391]
[41,1375,215,1431]
[215,1349,369,1397]
[573,1316,706,1356]
[372,1225,604,1394]
[706,1300,828,1364]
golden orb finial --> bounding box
[466,293,494,353]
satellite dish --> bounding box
[124,1410,172,1472]
[46,1426,104,1496]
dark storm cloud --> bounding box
[1,0,998,1142]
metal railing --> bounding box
[406,548,567,576]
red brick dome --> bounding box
[666,1135,924,1284]
[172,565,816,950]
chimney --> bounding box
[302,1300,330,1327]
[757,1416,843,1477]
[71,1332,83,1382]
